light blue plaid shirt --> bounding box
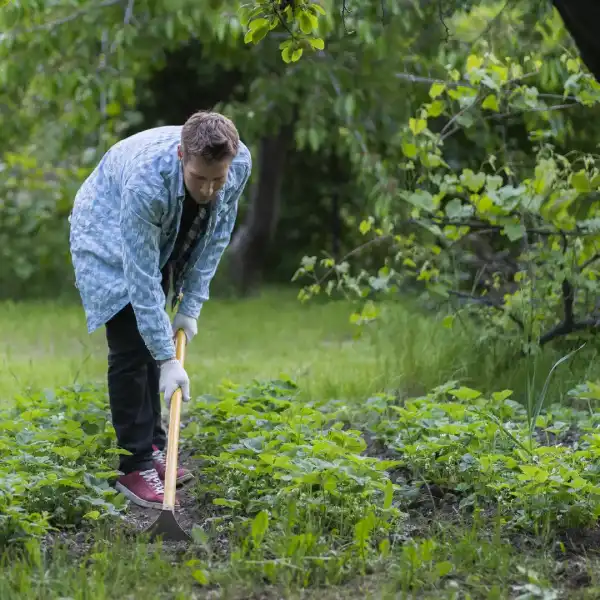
[69,126,252,361]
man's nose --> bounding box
[201,183,214,196]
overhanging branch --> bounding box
[448,289,525,330]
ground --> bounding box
[1,287,600,599]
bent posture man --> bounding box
[69,111,251,508]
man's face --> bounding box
[178,145,231,204]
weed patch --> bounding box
[2,374,600,597]
[0,386,125,545]
[181,378,404,587]
[356,380,600,535]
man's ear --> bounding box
[177,145,183,160]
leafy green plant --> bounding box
[293,49,600,356]
[240,0,327,62]
[0,385,127,547]
[0,153,89,298]
[358,379,600,534]
[181,377,404,585]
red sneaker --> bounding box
[115,468,179,509]
[152,445,194,485]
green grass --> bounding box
[0,287,380,404]
[2,285,600,407]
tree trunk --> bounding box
[553,0,600,82]
[228,124,293,294]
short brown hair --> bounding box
[181,110,240,163]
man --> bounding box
[69,110,252,508]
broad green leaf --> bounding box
[477,195,494,213]
[445,198,474,219]
[442,315,455,329]
[486,176,504,191]
[359,219,372,235]
[436,561,454,577]
[192,570,209,585]
[450,387,482,401]
[299,12,314,34]
[251,509,269,546]
[383,478,393,509]
[84,510,101,520]
[429,82,446,98]
[282,45,293,63]
[491,390,513,402]
[466,54,484,72]
[518,465,549,483]
[252,24,270,43]
[461,169,486,192]
[427,100,445,117]
[482,94,499,111]
[52,446,80,460]
[402,141,417,158]
[409,118,427,135]
[503,222,526,241]
[491,65,509,83]
[213,498,241,507]
[309,38,325,50]
[571,170,591,193]
[405,190,435,212]
[249,17,269,31]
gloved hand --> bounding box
[159,358,190,407]
[172,312,197,344]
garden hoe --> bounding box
[146,329,192,543]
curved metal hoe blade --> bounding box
[146,509,191,543]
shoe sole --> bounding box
[115,482,180,509]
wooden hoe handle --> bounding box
[163,329,187,511]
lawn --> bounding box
[1,287,600,599]
[0,288,375,404]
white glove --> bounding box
[172,312,197,343]
[159,359,190,407]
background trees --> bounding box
[2,0,600,337]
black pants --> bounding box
[105,268,170,473]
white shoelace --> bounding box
[152,448,166,466]
[141,468,164,494]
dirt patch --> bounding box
[556,527,600,556]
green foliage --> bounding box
[358,379,600,533]
[0,0,449,297]
[0,153,87,297]
[181,377,403,585]
[294,47,600,352]
[0,535,196,599]
[0,386,126,547]
[240,0,327,62]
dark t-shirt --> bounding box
[161,190,212,302]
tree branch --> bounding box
[312,234,394,286]
[412,216,596,238]
[448,289,525,330]
[539,316,600,345]
[580,252,600,272]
